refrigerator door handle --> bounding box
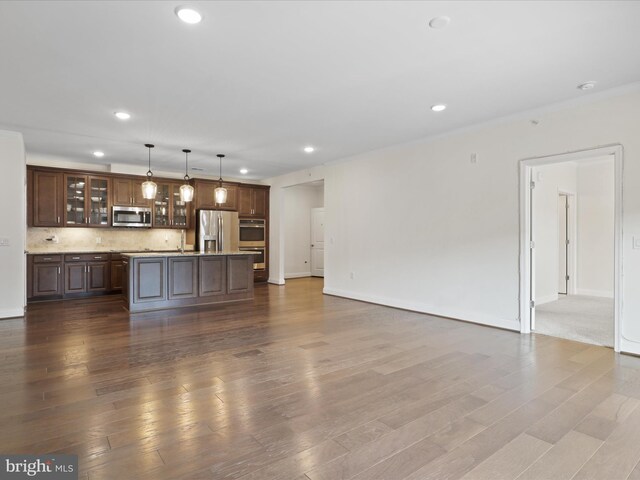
[218,214,223,252]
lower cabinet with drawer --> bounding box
[28,255,63,299]
[27,253,118,302]
[64,254,110,295]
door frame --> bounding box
[557,191,577,296]
[310,207,325,277]
[519,144,623,352]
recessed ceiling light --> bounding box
[175,6,203,24]
[93,151,105,158]
[431,104,447,112]
[429,16,451,30]
[303,146,315,153]
[577,81,597,91]
[239,168,248,175]
[114,111,131,120]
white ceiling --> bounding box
[1,1,639,180]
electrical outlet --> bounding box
[470,153,478,164]
[350,272,355,279]
[634,236,640,250]
[95,237,102,244]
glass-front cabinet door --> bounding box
[154,183,171,227]
[172,184,189,228]
[65,175,86,225]
[64,174,110,227]
[88,177,109,226]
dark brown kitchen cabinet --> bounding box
[194,180,238,211]
[112,177,149,207]
[238,186,268,218]
[64,174,110,227]
[153,182,190,228]
[30,256,63,297]
[31,170,64,227]
[110,259,124,291]
[64,254,110,295]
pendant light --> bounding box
[179,149,195,202]
[214,154,227,204]
[141,143,157,199]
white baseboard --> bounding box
[285,272,311,279]
[322,287,520,332]
[268,277,285,285]
[536,294,559,305]
[576,289,614,298]
[0,308,24,319]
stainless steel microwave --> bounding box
[112,206,152,227]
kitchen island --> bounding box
[122,251,255,313]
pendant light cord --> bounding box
[145,143,154,179]
[217,154,225,186]
[183,149,191,181]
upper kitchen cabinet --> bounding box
[112,177,149,207]
[153,182,190,228]
[194,180,238,211]
[30,170,64,227]
[64,174,110,227]
[238,185,269,218]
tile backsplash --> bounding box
[27,227,191,253]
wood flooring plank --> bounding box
[516,430,603,480]
[459,433,551,480]
[573,399,640,480]
[2,278,636,480]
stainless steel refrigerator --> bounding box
[196,210,240,253]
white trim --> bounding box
[285,272,311,279]
[268,277,285,285]
[0,308,24,319]
[519,144,623,353]
[323,287,521,332]
[575,289,614,299]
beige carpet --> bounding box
[535,295,614,347]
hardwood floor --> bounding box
[2,277,640,479]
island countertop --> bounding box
[122,251,256,313]
[121,250,257,258]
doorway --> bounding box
[520,145,623,351]
[311,207,325,277]
[282,180,324,282]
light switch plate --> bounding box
[0,238,9,246]
[634,236,640,250]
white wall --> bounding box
[532,162,577,304]
[0,130,26,318]
[577,158,615,297]
[283,183,324,278]
[267,88,640,354]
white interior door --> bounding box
[558,194,568,295]
[311,208,324,277]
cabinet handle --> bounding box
[94,256,102,259]
[57,266,60,275]
[57,216,60,224]
[43,257,52,261]
[88,217,91,224]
